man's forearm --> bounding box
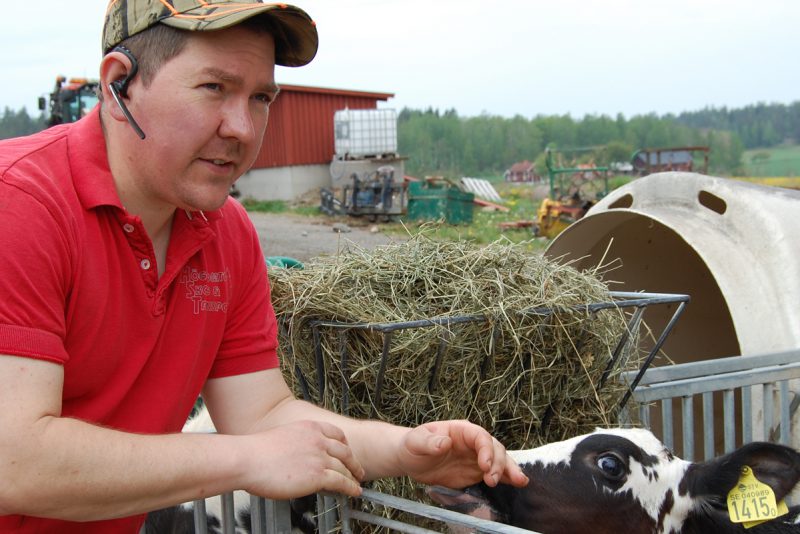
[250,397,410,480]
[0,415,245,521]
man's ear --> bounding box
[99,49,136,122]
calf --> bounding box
[429,428,800,534]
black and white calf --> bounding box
[429,428,800,534]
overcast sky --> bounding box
[2,0,798,119]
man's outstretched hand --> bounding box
[396,420,529,489]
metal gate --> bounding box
[184,490,537,534]
[620,348,800,461]
[160,292,698,534]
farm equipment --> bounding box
[632,146,710,175]
[406,177,475,224]
[534,146,610,238]
[320,165,406,222]
[38,75,100,126]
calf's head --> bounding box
[428,428,800,534]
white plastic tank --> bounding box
[334,108,398,157]
[546,172,800,364]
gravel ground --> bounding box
[247,211,402,263]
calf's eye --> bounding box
[596,454,625,480]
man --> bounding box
[0,1,528,532]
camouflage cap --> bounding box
[103,0,318,67]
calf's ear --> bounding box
[683,442,800,502]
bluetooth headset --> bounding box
[108,45,147,140]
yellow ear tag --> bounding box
[726,465,789,529]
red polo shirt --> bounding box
[0,108,279,533]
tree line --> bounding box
[398,101,798,178]
[2,100,796,178]
[675,101,800,150]
[0,107,46,140]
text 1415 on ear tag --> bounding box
[726,465,788,529]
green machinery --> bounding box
[535,147,610,238]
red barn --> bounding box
[235,84,400,201]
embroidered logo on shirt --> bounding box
[179,267,230,314]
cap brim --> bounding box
[160,4,318,67]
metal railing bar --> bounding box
[427,333,450,393]
[221,493,236,534]
[764,383,775,442]
[315,494,331,533]
[622,349,800,386]
[629,363,800,402]
[356,489,540,534]
[723,389,735,453]
[307,292,690,333]
[599,306,645,389]
[780,381,791,445]
[249,495,265,534]
[619,300,689,407]
[345,509,441,534]
[682,396,694,461]
[193,499,208,534]
[703,392,714,460]
[607,291,691,302]
[743,386,753,443]
[661,400,674,451]
[770,389,800,445]
[260,498,291,534]
[270,498,293,533]
[639,402,650,428]
[321,494,338,533]
[310,313,486,332]
[339,494,353,534]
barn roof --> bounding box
[509,160,535,172]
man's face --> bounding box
[123,26,278,212]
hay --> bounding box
[269,232,639,528]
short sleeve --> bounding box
[0,179,71,364]
[208,202,279,378]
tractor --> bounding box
[38,76,100,127]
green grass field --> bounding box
[743,145,800,177]
[384,181,548,251]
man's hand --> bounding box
[239,420,366,500]
[396,420,529,489]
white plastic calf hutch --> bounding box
[546,172,800,458]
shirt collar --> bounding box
[68,106,121,211]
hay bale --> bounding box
[269,233,639,528]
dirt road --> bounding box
[247,211,401,263]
